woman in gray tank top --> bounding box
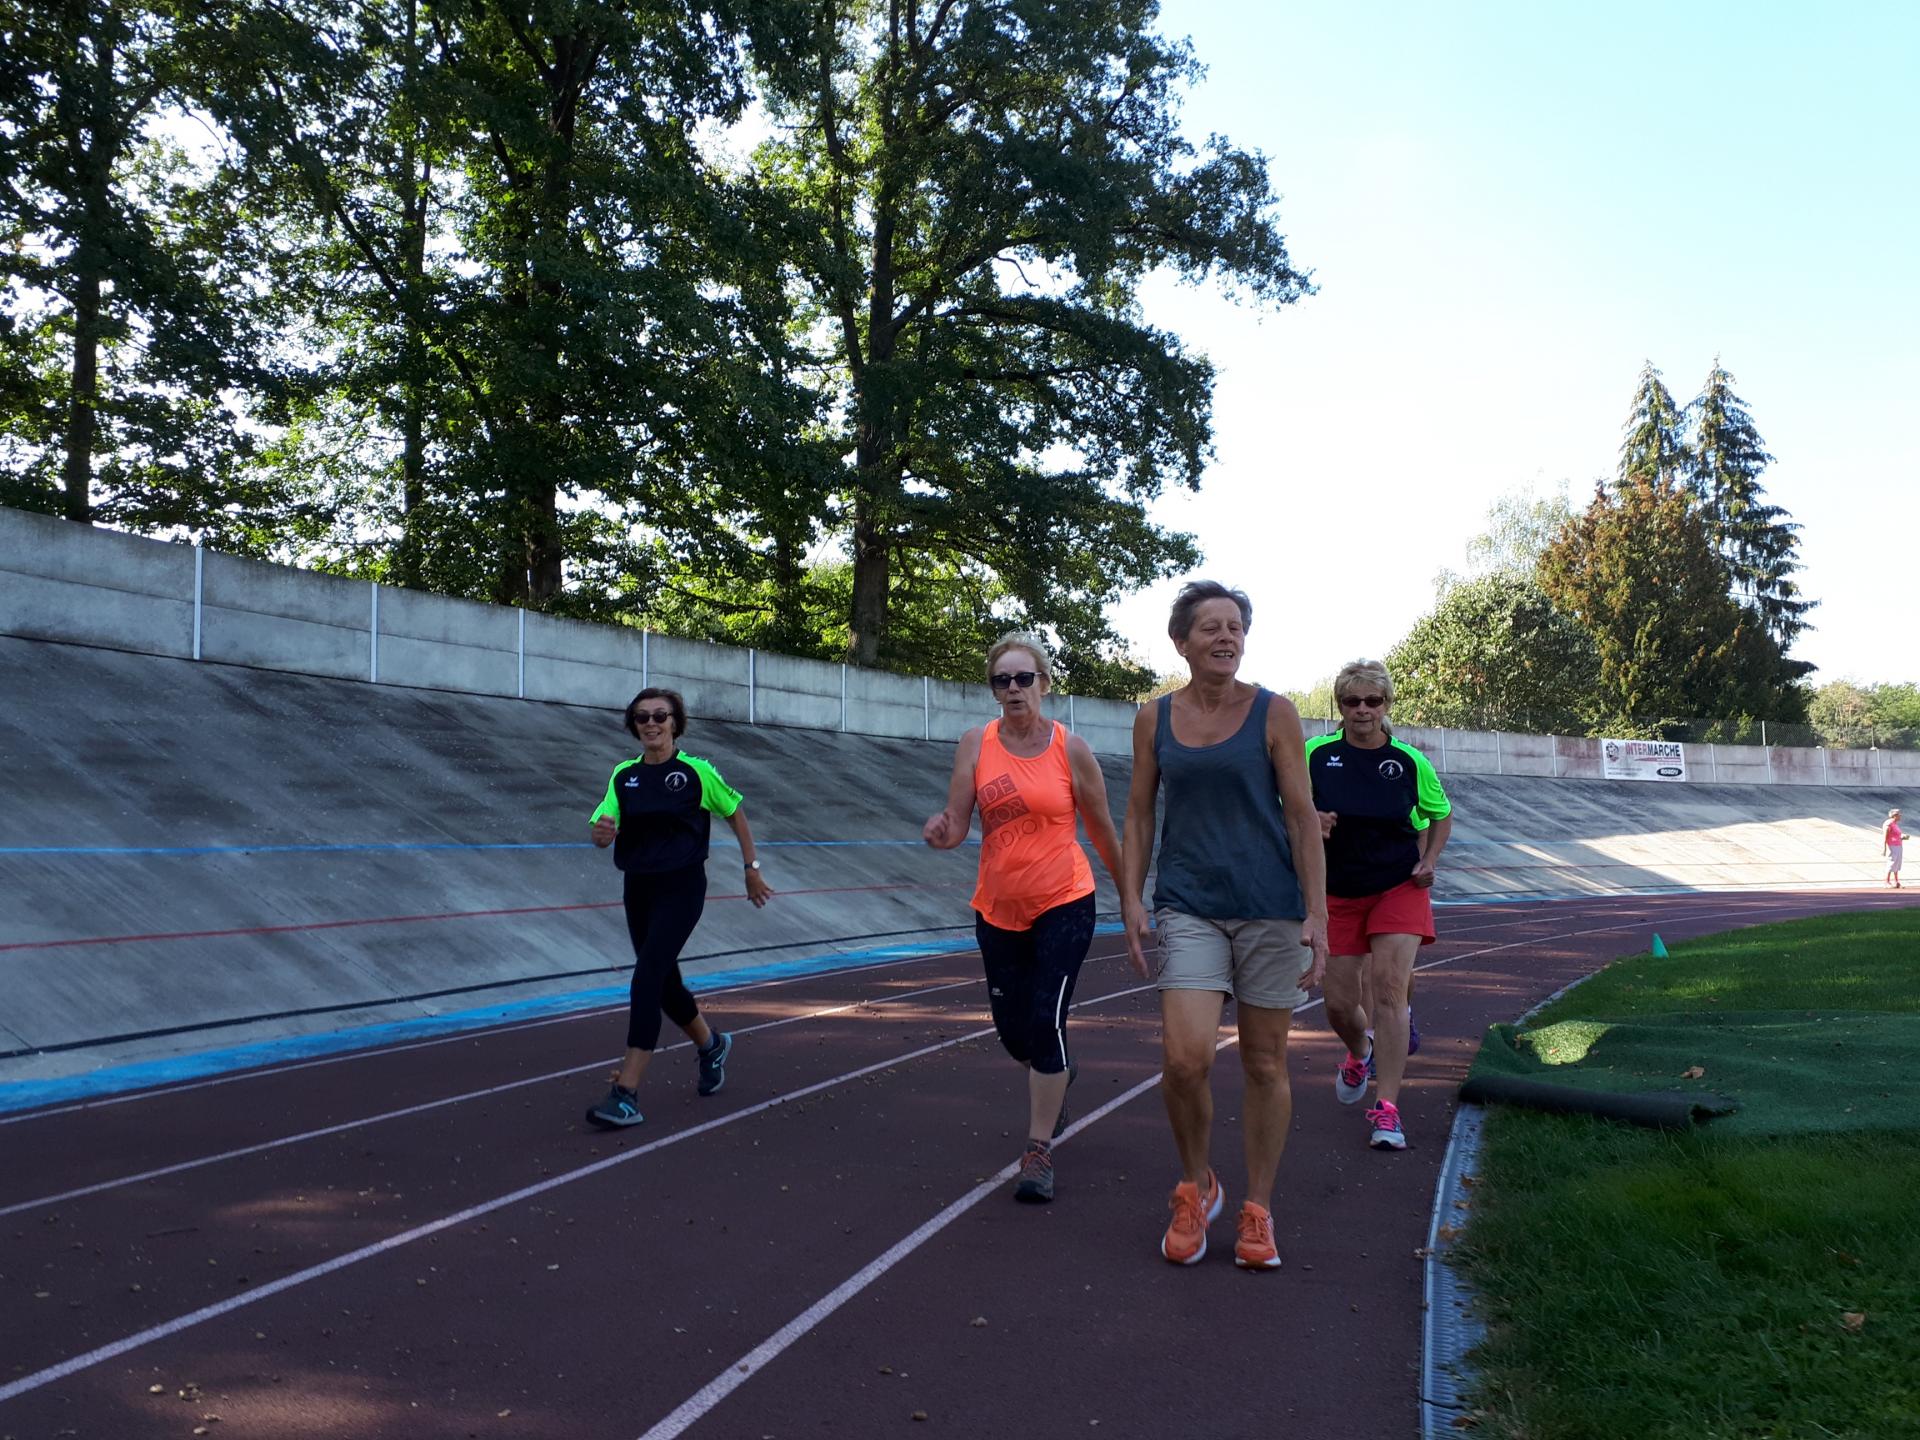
[1120,580,1329,1271]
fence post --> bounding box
[1494,730,1503,776]
[840,663,847,732]
[748,649,756,725]
[369,582,380,683]
[641,629,649,689]
[1761,719,1768,748]
[516,607,525,699]
[1067,693,1075,733]
[191,545,204,661]
[923,675,930,741]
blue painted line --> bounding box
[0,923,1123,1116]
[0,838,972,858]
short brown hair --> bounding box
[624,687,687,740]
[1168,580,1252,642]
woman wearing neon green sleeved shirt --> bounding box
[584,687,774,1129]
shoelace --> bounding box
[1236,1207,1273,1251]
[1022,1145,1052,1174]
[1340,1055,1369,1084]
[1368,1101,1401,1130]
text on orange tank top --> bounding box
[970,720,1096,932]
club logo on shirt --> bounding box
[1324,752,1343,767]
[1377,758,1404,780]
[665,771,689,792]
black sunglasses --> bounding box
[990,671,1039,691]
[630,708,675,725]
[1340,694,1386,709]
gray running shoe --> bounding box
[1013,1141,1055,1204]
[697,1031,732,1096]
[1051,1059,1080,1139]
[586,1084,643,1129]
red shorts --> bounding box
[1326,880,1436,957]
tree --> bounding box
[1432,483,1575,595]
[1686,358,1813,654]
[752,0,1311,670]
[0,0,288,541]
[201,0,816,610]
[1387,572,1601,732]
[1538,477,1807,727]
[1617,360,1688,489]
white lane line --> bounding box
[636,1033,1216,1440]
[0,942,992,1126]
[0,978,1158,1406]
[633,890,1890,1438]
[0,974,994,1219]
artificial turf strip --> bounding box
[1466,1010,1920,1136]
[1457,909,1920,1439]
[1460,1121,1920,1440]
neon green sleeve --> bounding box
[1400,742,1451,830]
[1303,732,1339,760]
[590,761,633,825]
[681,753,742,818]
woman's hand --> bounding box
[1409,856,1437,889]
[591,817,617,848]
[1121,898,1154,979]
[1317,809,1338,841]
[745,867,773,907]
[921,817,967,852]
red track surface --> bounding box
[3,890,1911,1439]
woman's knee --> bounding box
[1162,1045,1214,1091]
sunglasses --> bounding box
[1340,694,1387,709]
[990,671,1039,691]
[630,708,675,725]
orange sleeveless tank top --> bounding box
[971,719,1096,931]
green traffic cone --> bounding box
[1650,934,1669,959]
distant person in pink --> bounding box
[1885,808,1905,889]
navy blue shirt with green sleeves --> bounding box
[590,751,743,874]
[1304,733,1451,899]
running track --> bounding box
[3,890,1913,1439]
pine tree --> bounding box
[1617,360,1689,488]
[1686,359,1813,653]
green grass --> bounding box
[1458,909,1920,1439]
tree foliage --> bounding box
[1686,358,1812,653]
[1387,572,1601,731]
[1618,359,1688,490]
[1538,477,1807,726]
[745,0,1310,685]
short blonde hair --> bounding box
[1334,659,1394,707]
[986,631,1054,687]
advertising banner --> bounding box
[1601,738,1688,782]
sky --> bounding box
[1108,1,1920,694]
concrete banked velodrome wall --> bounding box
[0,505,1913,1078]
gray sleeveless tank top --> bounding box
[1151,688,1303,919]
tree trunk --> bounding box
[848,505,889,666]
[60,19,120,525]
[395,0,428,587]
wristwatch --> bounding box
[745,860,762,871]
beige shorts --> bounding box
[1155,909,1310,1011]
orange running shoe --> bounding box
[1234,1200,1282,1270]
[1161,1167,1223,1265]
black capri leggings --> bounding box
[974,893,1097,1075]
[622,863,707,1051]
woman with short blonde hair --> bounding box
[925,631,1125,1204]
[1306,660,1452,1153]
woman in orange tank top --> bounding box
[923,632,1127,1204]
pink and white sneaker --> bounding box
[1367,1099,1407,1151]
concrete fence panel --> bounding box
[520,612,644,708]
[0,507,195,658]
[376,586,519,698]
[647,633,752,723]
[199,552,369,681]
[751,650,844,731]
[843,665,928,740]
